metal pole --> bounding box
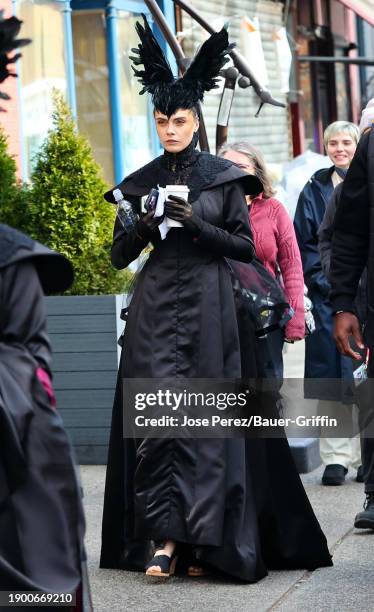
[106,1,125,184]
[60,0,77,121]
[298,55,374,66]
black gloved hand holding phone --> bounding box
[137,188,164,239]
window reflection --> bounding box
[17,4,155,183]
[117,12,154,174]
[18,0,67,176]
[72,10,113,184]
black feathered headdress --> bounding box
[0,12,30,110]
[130,15,234,116]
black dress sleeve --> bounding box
[1,260,52,373]
[330,131,370,313]
[187,181,255,263]
[111,216,150,270]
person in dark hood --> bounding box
[294,121,361,486]
[100,15,332,582]
[0,224,91,610]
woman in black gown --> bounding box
[100,16,332,581]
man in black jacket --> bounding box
[330,121,374,529]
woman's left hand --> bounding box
[164,195,194,222]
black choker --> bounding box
[161,139,198,180]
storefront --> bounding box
[14,0,175,184]
[289,0,374,155]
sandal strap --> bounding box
[145,554,172,573]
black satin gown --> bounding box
[100,149,332,581]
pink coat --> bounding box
[249,195,305,339]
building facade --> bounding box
[289,0,374,154]
[1,0,374,185]
[3,0,175,184]
[179,0,291,172]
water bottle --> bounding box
[112,188,138,232]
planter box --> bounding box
[45,295,123,465]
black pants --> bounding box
[360,355,374,492]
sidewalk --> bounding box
[82,343,374,611]
[81,464,373,612]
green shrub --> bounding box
[0,128,29,231]
[27,92,132,295]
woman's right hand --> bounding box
[137,211,164,238]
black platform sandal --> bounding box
[145,543,178,577]
[187,564,210,577]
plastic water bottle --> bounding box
[112,188,138,232]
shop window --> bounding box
[17,0,67,177]
[334,49,350,121]
[72,10,114,184]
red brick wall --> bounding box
[0,0,23,178]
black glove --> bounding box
[164,195,203,236]
[136,210,164,239]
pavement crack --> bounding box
[266,526,355,611]
[266,570,313,611]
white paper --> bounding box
[274,27,292,94]
[154,185,189,239]
[240,17,268,87]
[155,187,169,240]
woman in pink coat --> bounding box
[220,142,305,380]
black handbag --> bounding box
[227,257,294,338]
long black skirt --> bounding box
[100,364,332,582]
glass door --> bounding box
[117,10,155,174]
[72,10,114,183]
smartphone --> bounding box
[144,188,159,213]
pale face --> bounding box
[325,131,357,169]
[221,149,255,175]
[154,109,199,153]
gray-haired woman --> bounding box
[220,142,305,382]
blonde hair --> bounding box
[323,121,360,148]
[218,141,275,199]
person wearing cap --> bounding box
[100,16,332,581]
[0,224,91,607]
[330,100,374,529]
[294,121,361,486]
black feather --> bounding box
[0,14,31,109]
[182,27,235,101]
[130,16,234,116]
[129,14,174,96]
